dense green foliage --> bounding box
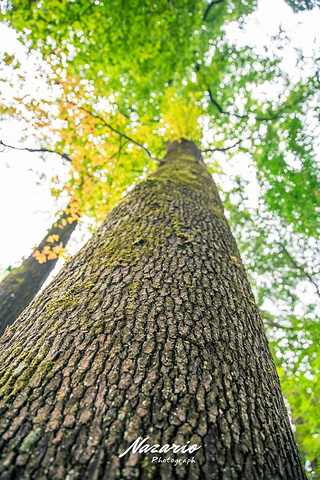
[0,0,319,475]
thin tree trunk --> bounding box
[0,205,78,336]
[0,140,304,479]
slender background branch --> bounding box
[203,0,225,21]
[0,140,72,162]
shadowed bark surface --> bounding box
[0,140,305,479]
[0,209,77,336]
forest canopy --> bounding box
[0,0,319,476]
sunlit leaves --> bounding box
[253,113,320,237]
[161,87,203,141]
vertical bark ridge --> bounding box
[0,140,304,479]
[0,206,78,336]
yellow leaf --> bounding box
[47,234,60,243]
[32,250,47,264]
[47,251,58,260]
[59,219,67,227]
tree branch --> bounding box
[207,88,246,120]
[207,88,228,115]
[203,0,224,21]
[280,244,320,297]
[0,140,72,162]
[202,139,242,153]
[207,87,305,123]
[264,319,294,331]
[70,103,159,162]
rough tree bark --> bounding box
[0,207,77,336]
[0,140,305,479]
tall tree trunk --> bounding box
[0,206,78,336]
[0,140,304,479]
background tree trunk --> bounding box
[0,207,78,336]
[0,140,305,479]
